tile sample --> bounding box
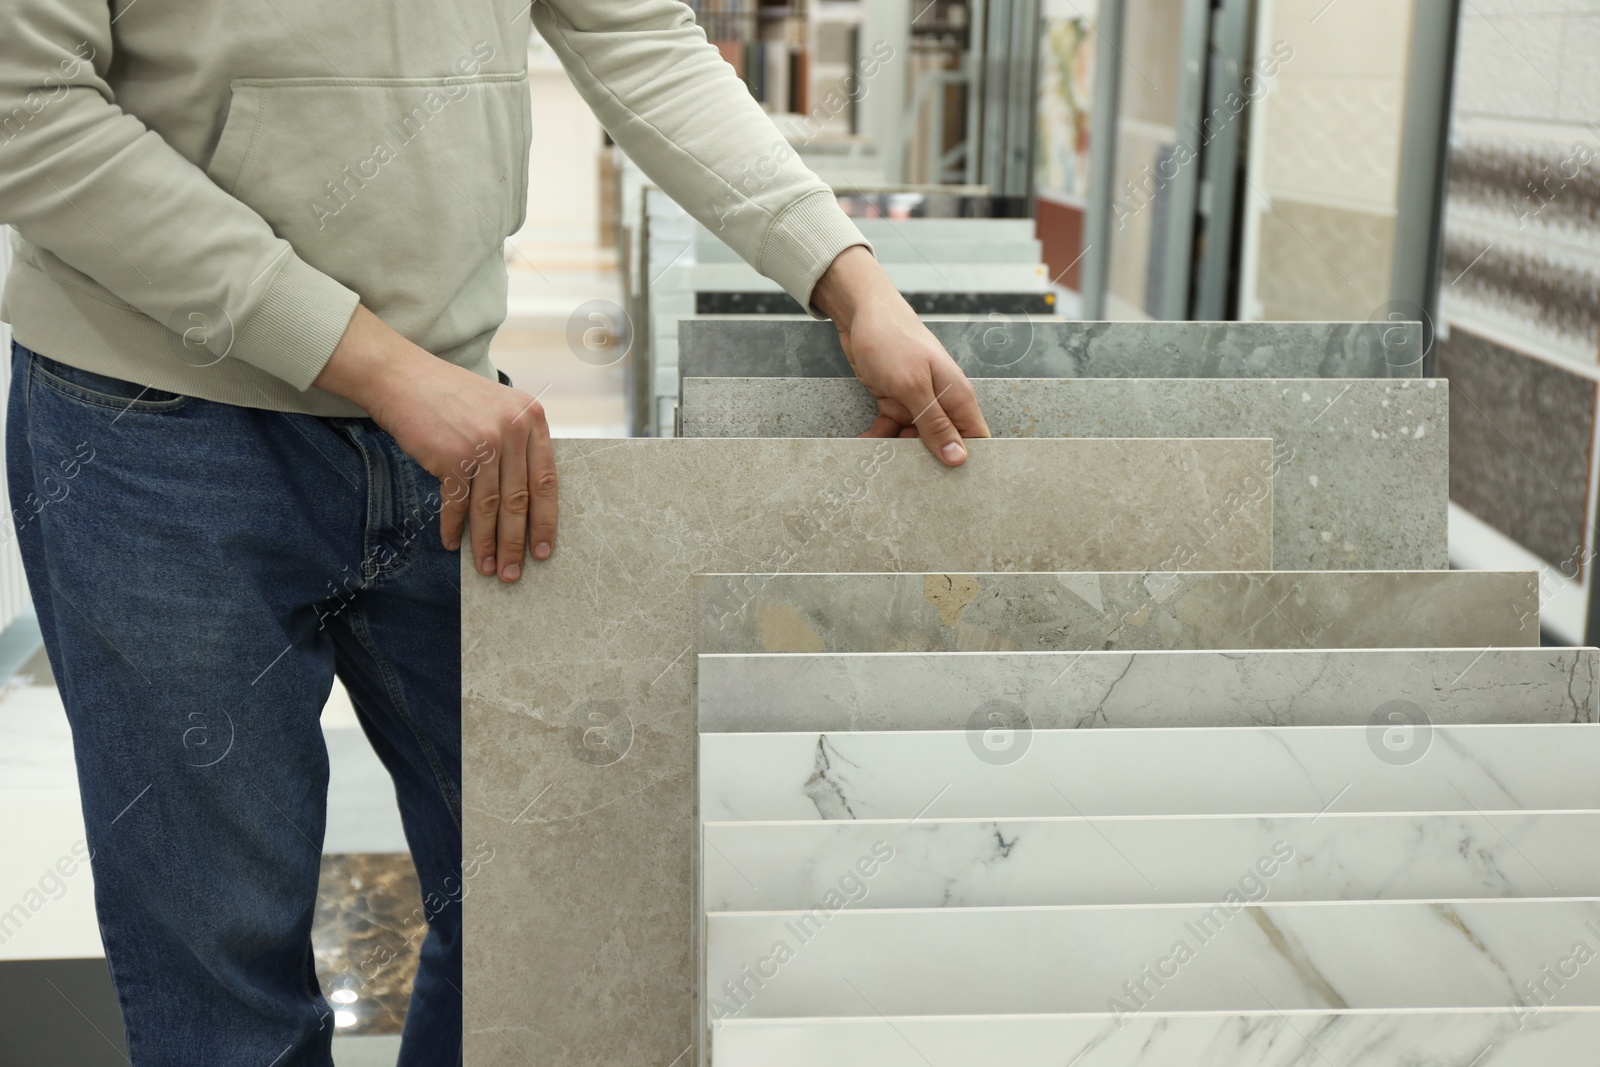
[693,571,1540,655]
[460,438,1274,1067]
[693,237,1045,264]
[679,376,1447,570]
[1438,325,1597,574]
[702,812,1600,910]
[675,263,1050,292]
[677,318,1423,379]
[705,899,1600,1016]
[709,1012,1600,1067]
[697,647,1598,732]
[693,292,1056,315]
[699,725,1600,821]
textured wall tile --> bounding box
[679,376,1447,570]
[1261,79,1404,206]
[1454,14,1565,120]
[677,319,1425,379]
[1255,200,1395,321]
[1439,226,1600,359]
[1559,14,1600,121]
[692,571,1541,655]
[1437,325,1596,573]
[461,438,1273,1067]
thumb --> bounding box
[903,377,968,467]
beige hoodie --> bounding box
[0,0,866,415]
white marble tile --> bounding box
[696,648,1598,732]
[702,811,1600,911]
[704,900,1600,1016]
[709,1011,1600,1067]
[698,726,1600,821]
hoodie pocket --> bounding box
[206,72,531,358]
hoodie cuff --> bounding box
[231,252,363,392]
[758,190,874,319]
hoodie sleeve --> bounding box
[530,0,871,311]
[0,0,360,389]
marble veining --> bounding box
[698,725,1600,821]
[676,319,1423,379]
[704,900,1600,1016]
[696,648,1598,732]
[693,571,1540,655]
[680,376,1447,570]
[701,811,1600,910]
[709,1011,1600,1067]
[461,438,1273,1067]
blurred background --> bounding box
[3,0,1597,1062]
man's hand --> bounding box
[811,246,990,464]
[315,305,556,583]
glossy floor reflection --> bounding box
[314,853,426,1037]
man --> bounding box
[0,0,988,1062]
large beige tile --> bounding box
[460,437,1274,1066]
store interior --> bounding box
[5,0,1600,1063]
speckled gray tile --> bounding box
[1438,324,1597,575]
[693,571,1540,655]
[676,318,1424,379]
[461,438,1273,1067]
[696,647,1597,732]
[680,376,1446,570]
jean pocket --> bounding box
[29,351,193,413]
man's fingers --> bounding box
[935,364,990,440]
[858,413,903,439]
[525,402,558,562]
[439,468,470,552]
[468,450,502,577]
[496,420,531,583]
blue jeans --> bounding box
[6,343,463,1065]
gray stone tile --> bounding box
[692,571,1540,656]
[1438,324,1597,575]
[680,376,1447,570]
[676,319,1424,379]
[697,647,1596,732]
[461,437,1274,1067]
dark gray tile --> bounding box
[677,319,1424,379]
[1438,325,1596,574]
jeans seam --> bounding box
[346,604,462,829]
